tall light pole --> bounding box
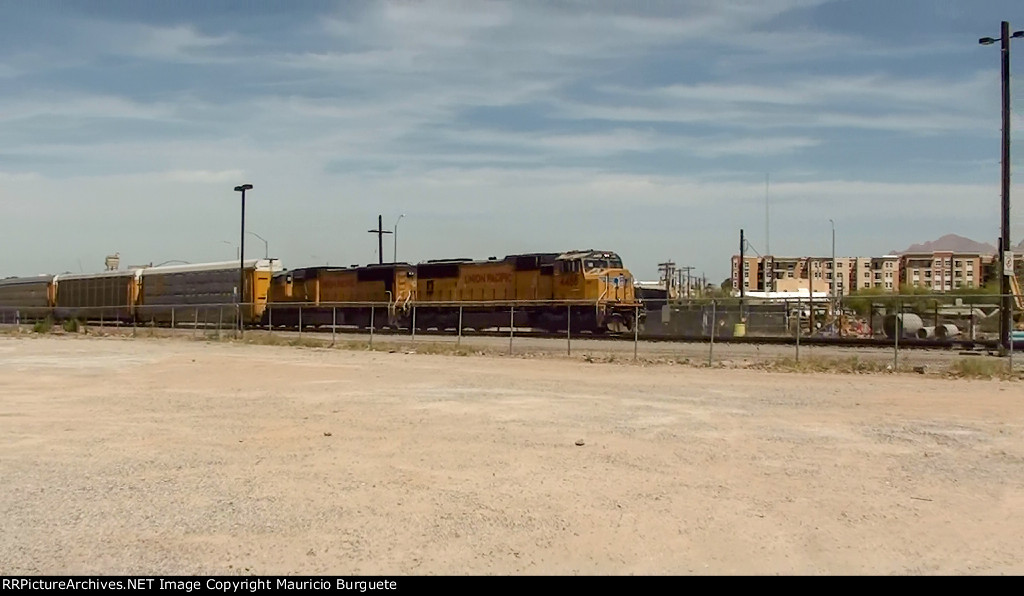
[234,184,253,335]
[980,22,1023,352]
[247,231,268,259]
[393,213,405,263]
[829,219,836,318]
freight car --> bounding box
[53,269,142,322]
[264,262,416,329]
[0,275,55,321]
[138,259,281,326]
[3,259,281,325]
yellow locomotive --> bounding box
[265,263,416,328]
[413,249,640,333]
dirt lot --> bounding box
[1,334,1022,575]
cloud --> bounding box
[160,169,247,183]
[0,0,1016,281]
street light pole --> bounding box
[980,22,1023,352]
[393,213,405,263]
[248,231,268,259]
[234,184,253,335]
[830,219,836,318]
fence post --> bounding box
[298,305,302,335]
[100,311,104,331]
[217,307,222,339]
[457,305,463,347]
[193,309,198,338]
[1009,296,1014,375]
[411,305,416,342]
[133,311,137,338]
[370,304,375,348]
[171,307,175,331]
[893,298,901,371]
[509,305,514,355]
[709,300,716,366]
[633,305,639,361]
[795,298,801,363]
[567,304,572,356]
[332,306,337,346]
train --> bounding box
[0,249,642,334]
[0,259,281,327]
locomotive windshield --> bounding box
[584,256,622,270]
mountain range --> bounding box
[894,234,1024,255]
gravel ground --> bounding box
[1,334,1022,575]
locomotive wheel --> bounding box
[605,314,627,334]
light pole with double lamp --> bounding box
[234,184,253,335]
[980,22,1023,352]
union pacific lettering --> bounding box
[559,274,580,286]
[462,272,513,284]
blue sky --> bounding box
[1,0,1022,282]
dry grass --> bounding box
[946,357,1015,379]
[751,356,899,375]
[8,324,1021,380]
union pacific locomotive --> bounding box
[0,249,642,333]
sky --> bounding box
[1,0,1023,283]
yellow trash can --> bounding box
[733,323,746,337]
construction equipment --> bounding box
[1011,274,1024,311]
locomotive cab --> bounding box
[554,250,641,332]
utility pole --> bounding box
[980,21,1023,352]
[739,229,745,303]
[367,215,393,266]
[680,266,695,299]
[658,261,676,300]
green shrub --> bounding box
[33,317,54,334]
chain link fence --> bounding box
[0,294,1019,373]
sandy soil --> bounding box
[1,335,1022,575]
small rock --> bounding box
[323,432,332,437]
[574,439,585,446]
[913,365,926,374]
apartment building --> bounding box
[729,254,898,296]
[732,255,850,295]
[901,252,990,291]
[730,255,762,293]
